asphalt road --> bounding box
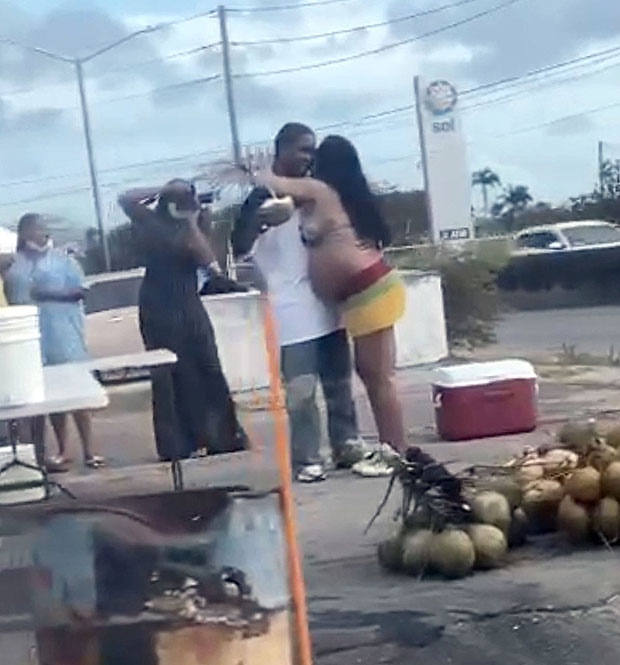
[85,369,620,665]
[32,303,620,664]
[494,305,620,358]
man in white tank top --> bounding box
[232,123,370,482]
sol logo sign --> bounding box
[424,80,458,133]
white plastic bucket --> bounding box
[0,305,44,407]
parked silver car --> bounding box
[500,221,620,291]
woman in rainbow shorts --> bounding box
[257,135,406,477]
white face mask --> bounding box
[167,202,198,222]
[26,238,53,253]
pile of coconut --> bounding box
[376,422,620,580]
[555,422,620,545]
[503,421,620,544]
[378,491,523,580]
[375,448,524,580]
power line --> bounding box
[0,44,223,97]
[0,46,220,99]
[228,0,360,13]
[494,99,620,138]
[461,56,620,113]
[314,43,620,135]
[461,43,620,98]
[7,45,611,190]
[0,186,92,207]
[92,74,221,105]
[316,104,416,132]
[93,42,221,77]
[371,153,420,166]
[230,0,486,46]
[31,73,223,111]
[153,7,218,28]
[0,146,231,190]
[233,0,526,79]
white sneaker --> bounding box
[296,464,327,483]
[334,437,376,469]
[352,444,400,478]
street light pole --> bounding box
[75,60,110,271]
[218,5,242,167]
[0,26,160,273]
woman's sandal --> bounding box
[85,455,106,469]
[45,456,71,473]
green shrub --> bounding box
[390,247,504,349]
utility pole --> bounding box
[598,140,605,197]
[0,27,157,274]
[75,60,110,272]
[218,5,242,167]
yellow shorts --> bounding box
[342,269,406,338]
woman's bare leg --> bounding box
[73,411,94,461]
[49,413,69,458]
[30,416,46,466]
[354,327,406,453]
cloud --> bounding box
[545,114,595,137]
[386,0,620,85]
[0,3,185,90]
[150,75,223,108]
[234,77,285,115]
[0,98,65,132]
[308,88,385,124]
[226,0,306,26]
[305,29,370,57]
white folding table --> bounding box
[0,364,109,500]
[0,363,109,422]
[0,350,176,483]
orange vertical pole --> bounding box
[260,297,313,665]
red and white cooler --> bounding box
[432,359,538,441]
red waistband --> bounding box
[340,260,392,300]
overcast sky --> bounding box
[1,0,619,239]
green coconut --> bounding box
[557,495,591,543]
[558,421,598,453]
[470,491,512,534]
[403,505,432,531]
[429,529,475,579]
[507,507,528,547]
[402,529,433,576]
[521,479,563,532]
[476,478,523,511]
[565,467,601,503]
[605,426,620,450]
[515,464,544,486]
[468,524,508,569]
[586,444,619,472]
[601,461,620,501]
[592,497,620,544]
[377,530,403,572]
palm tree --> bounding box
[495,185,533,231]
[472,168,501,217]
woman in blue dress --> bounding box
[4,213,105,470]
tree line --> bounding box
[472,159,620,235]
[81,159,620,274]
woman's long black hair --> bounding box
[314,135,391,248]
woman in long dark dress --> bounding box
[118,179,248,460]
